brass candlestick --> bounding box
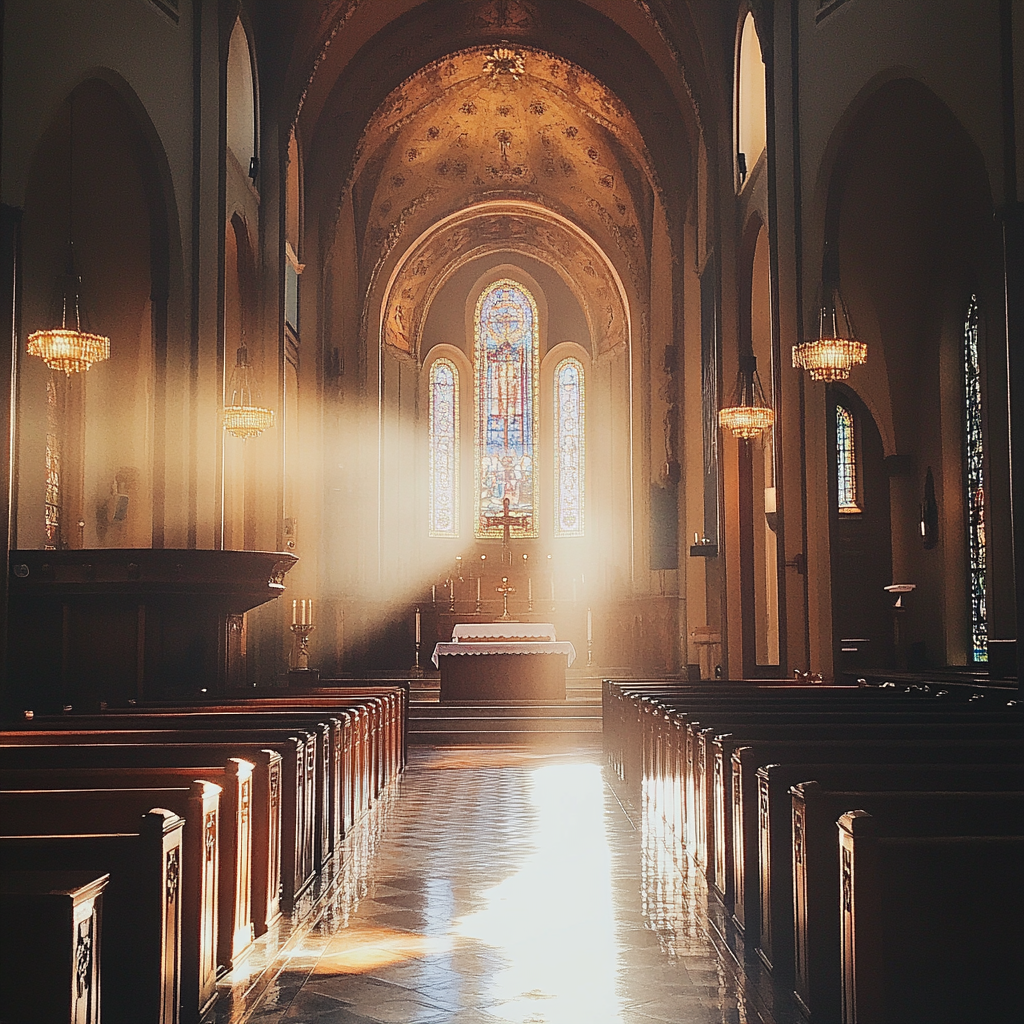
[496,576,515,621]
[290,623,314,669]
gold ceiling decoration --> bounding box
[484,47,525,79]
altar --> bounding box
[431,623,576,702]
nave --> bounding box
[219,746,795,1024]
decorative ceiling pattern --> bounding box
[351,46,655,305]
[381,203,628,360]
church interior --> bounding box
[0,1,1022,1022]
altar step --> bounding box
[408,698,603,746]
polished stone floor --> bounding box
[220,747,797,1024]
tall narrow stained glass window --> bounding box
[836,403,860,513]
[474,279,539,538]
[963,295,987,662]
[554,357,585,536]
[44,374,63,549]
[428,358,459,538]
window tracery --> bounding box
[836,403,860,513]
[428,358,459,538]
[554,357,584,536]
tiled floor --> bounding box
[218,747,798,1024]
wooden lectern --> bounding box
[6,548,297,712]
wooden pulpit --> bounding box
[6,548,297,712]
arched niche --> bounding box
[820,77,1000,669]
[736,11,766,190]
[227,17,258,178]
[19,77,171,551]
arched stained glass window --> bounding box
[474,280,539,538]
[963,295,987,662]
[837,403,860,513]
[555,357,585,536]
[428,359,459,538]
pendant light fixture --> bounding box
[223,339,275,438]
[27,93,110,375]
[793,280,867,382]
[719,353,775,440]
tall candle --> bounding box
[587,607,593,642]
[292,599,297,626]
[528,577,533,602]
[415,607,421,643]
[477,577,481,602]
[431,584,436,603]
[307,599,313,625]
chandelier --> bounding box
[27,95,110,375]
[719,353,775,440]
[223,343,275,439]
[793,283,866,381]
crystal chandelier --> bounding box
[719,353,775,440]
[793,283,866,381]
[27,96,110,375]
[223,343,275,439]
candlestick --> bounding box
[292,599,297,626]
[289,621,315,669]
[412,606,423,677]
[587,608,594,668]
[476,575,482,612]
[528,576,533,611]
[431,584,436,604]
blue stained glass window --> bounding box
[474,280,539,538]
[963,295,987,662]
[555,357,585,536]
[429,359,459,537]
[836,404,860,513]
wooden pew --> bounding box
[0,809,183,1024]
[723,738,1024,976]
[791,784,1024,1023]
[0,740,285,925]
[839,809,1024,1024]
[703,712,1022,893]
[17,712,332,874]
[733,760,1024,949]
[0,870,108,1024]
[1,760,255,970]
[0,784,221,1023]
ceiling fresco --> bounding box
[380,203,629,360]
[349,45,655,322]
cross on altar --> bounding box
[495,576,516,620]
[484,497,532,566]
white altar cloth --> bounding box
[451,622,557,642]
[431,640,576,668]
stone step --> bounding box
[407,697,603,745]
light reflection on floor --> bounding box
[229,747,789,1024]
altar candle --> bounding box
[431,584,436,603]
[415,607,421,643]
[292,599,297,626]
[477,577,481,602]
[307,599,313,625]
[528,577,533,603]
[587,607,593,642]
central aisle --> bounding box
[241,747,793,1024]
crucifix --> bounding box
[495,576,516,621]
[484,496,532,567]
